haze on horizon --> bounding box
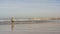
[0,0,60,19]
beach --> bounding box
[0,20,60,34]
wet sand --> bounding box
[0,20,60,34]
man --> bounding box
[11,17,14,31]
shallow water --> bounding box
[0,20,60,34]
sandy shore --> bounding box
[0,20,60,34]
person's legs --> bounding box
[11,22,14,31]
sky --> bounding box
[0,0,60,19]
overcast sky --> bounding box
[0,0,60,18]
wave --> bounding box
[0,19,32,22]
[0,19,59,22]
